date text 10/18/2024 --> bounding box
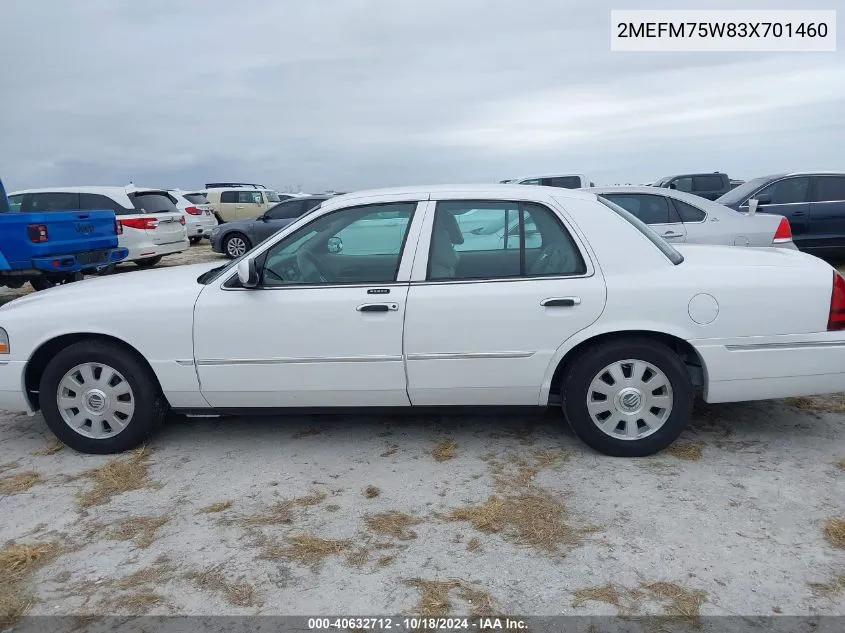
[308,617,529,631]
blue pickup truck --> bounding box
[0,178,128,291]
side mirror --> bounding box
[237,259,259,288]
[261,213,270,222]
[748,199,759,216]
[327,236,343,254]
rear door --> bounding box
[807,175,845,252]
[404,196,606,406]
[601,193,687,243]
[129,192,185,246]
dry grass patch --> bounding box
[241,500,294,526]
[346,547,370,567]
[377,555,395,567]
[381,444,399,457]
[431,440,457,462]
[77,447,153,508]
[448,490,580,553]
[467,538,482,552]
[294,490,327,506]
[326,504,341,513]
[103,592,163,614]
[835,459,845,471]
[118,561,177,590]
[823,518,845,548]
[0,461,20,474]
[366,511,423,541]
[364,485,381,498]
[262,533,352,566]
[665,442,704,461]
[809,576,845,599]
[0,540,62,627]
[787,394,845,413]
[107,515,170,549]
[198,501,233,514]
[187,567,261,607]
[638,582,707,623]
[403,578,501,618]
[0,471,43,495]
[571,585,622,608]
[32,438,64,456]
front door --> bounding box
[743,176,811,246]
[193,200,422,408]
[807,175,845,252]
[403,197,606,406]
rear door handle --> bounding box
[356,303,399,312]
[791,211,806,216]
[541,297,581,307]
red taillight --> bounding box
[115,218,123,235]
[120,217,159,230]
[27,224,48,243]
[179,216,186,225]
[184,206,203,215]
[773,217,793,243]
[827,271,845,331]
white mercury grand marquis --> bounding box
[1,184,844,457]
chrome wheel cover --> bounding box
[586,359,674,441]
[56,363,135,439]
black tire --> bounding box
[561,337,694,457]
[135,256,163,268]
[223,232,251,259]
[189,236,202,245]
[30,272,83,291]
[94,264,116,276]
[39,340,167,454]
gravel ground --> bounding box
[1,242,844,624]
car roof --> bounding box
[510,174,586,180]
[329,183,599,203]
[8,185,167,196]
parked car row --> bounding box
[3,184,845,459]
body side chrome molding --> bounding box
[196,354,404,366]
[725,341,845,352]
[406,351,536,361]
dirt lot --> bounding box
[1,242,844,624]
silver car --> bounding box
[583,186,796,249]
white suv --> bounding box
[169,190,218,244]
[8,186,189,267]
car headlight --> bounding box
[0,328,9,354]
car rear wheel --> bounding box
[39,341,167,454]
[561,338,694,457]
[224,233,251,258]
[30,272,84,291]
[135,256,163,268]
[189,236,202,245]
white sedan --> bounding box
[582,185,796,249]
[1,184,844,457]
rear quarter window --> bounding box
[597,196,684,265]
[184,193,210,205]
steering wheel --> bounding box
[296,251,333,283]
[528,243,571,276]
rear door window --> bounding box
[693,174,724,191]
[811,176,845,202]
[237,191,263,204]
[130,192,180,214]
[602,194,676,225]
[267,200,308,220]
[672,177,693,193]
[220,191,238,203]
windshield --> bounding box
[264,190,282,203]
[715,176,773,205]
[597,196,684,265]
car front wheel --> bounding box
[223,233,251,258]
[39,341,167,454]
[561,338,694,457]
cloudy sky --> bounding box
[0,0,842,193]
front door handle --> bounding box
[541,297,581,307]
[356,303,399,312]
[792,211,806,216]
[662,231,678,236]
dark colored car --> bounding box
[652,172,731,200]
[210,195,329,258]
[716,172,845,256]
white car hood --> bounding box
[0,261,223,313]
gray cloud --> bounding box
[0,0,842,192]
